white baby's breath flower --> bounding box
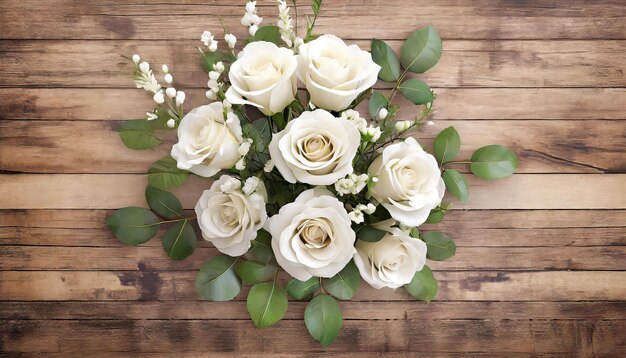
[249,25,258,36]
[214,61,225,73]
[209,41,218,52]
[207,79,220,91]
[164,73,173,84]
[263,159,275,172]
[378,107,388,120]
[206,90,218,100]
[222,100,232,111]
[363,203,377,214]
[277,0,294,47]
[335,178,356,196]
[166,118,176,128]
[426,120,435,126]
[220,177,242,193]
[395,120,412,132]
[139,62,150,73]
[238,141,251,156]
[348,210,365,224]
[242,176,261,196]
[362,126,382,142]
[225,34,237,49]
[201,31,214,47]
[162,64,169,73]
[245,1,256,13]
[209,71,220,80]
[132,54,140,64]
[235,157,246,170]
[146,112,158,121]
[341,109,368,131]
[176,91,185,106]
[134,62,161,93]
[166,87,177,98]
[153,91,165,104]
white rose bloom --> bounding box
[269,109,360,185]
[296,34,381,111]
[171,102,243,177]
[368,137,445,226]
[353,224,426,289]
[265,188,356,281]
[225,41,298,115]
[195,175,267,257]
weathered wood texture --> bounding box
[0,0,625,356]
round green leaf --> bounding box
[433,126,461,164]
[249,230,274,264]
[470,145,518,180]
[148,156,189,189]
[286,277,320,300]
[195,256,241,301]
[247,25,282,45]
[399,79,434,105]
[404,265,438,302]
[371,39,401,82]
[426,209,445,224]
[105,207,159,245]
[117,120,161,150]
[322,260,360,300]
[442,169,469,202]
[162,220,196,260]
[304,294,342,348]
[235,260,278,285]
[246,281,288,328]
[145,185,183,219]
[368,91,388,119]
[421,231,456,261]
[400,26,442,73]
[356,225,387,243]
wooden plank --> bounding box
[0,0,624,40]
[2,120,623,174]
[1,174,624,210]
[1,319,623,354]
[1,270,624,301]
[1,40,624,88]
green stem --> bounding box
[157,217,196,225]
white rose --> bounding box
[265,188,356,281]
[296,34,381,111]
[353,224,426,289]
[269,109,360,185]
[225,41,298,115]
[368,137,444,226]
[171,103,243,177]
[195,175,268,257]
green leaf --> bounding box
[421,231,456,261]
[304,294,342,348]
[442,169,469,202]
[286,277,320,300]
[404,265,438,302]
[235,260,278,285]
[400,25,443,73]
[470,145,518,180]
[322,260,360,300]
[246,281,288,328]
[162,220,196,260]
[398,79,434,105]
[426,210,444,224]
[145,185,183,219]
[433,126,461,164]
[371,39,401,82]
[148,156,189,189]
[105,207,159,245]
[148,109,177,131]
[368,91,388,119]
[312,0,322,16]
[201,51,227,73]
[248,26,282,45]
[117,120,161,150]
[356,225,387,243]
[195,256,241,301]
[249,230,274,264]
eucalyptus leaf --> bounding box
[371,39,401,82]
[322,260,360,300]
[421,231,456,261]
[433,126,461,164]
[249,230,274,264]
[117,120,161,150]
[286,277,320,300]
[368,91,388,119]
[442,169,469,202]
[304,294,342,348]
[246,281,288,328]
[162,220,196,260]
[195,256,241,301]
[145,185,183,219]
[399,79,434,105]
[470,145,518,180]
[400,26,442,73]
[404,265,438,302]
[356,225,387,243]
[248,26,282,45]
[148,156,188,189]
[235,260,277,285]
[106,207,159,245]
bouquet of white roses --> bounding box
[107,0,517,347]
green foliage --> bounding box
[355,225,387,243]
[433,126,461,165]
[304,294,342,347]
[106,207,159,245]
[249,230,274,264]
[322,260,360,300]
[149,109,177,130]
[442,169,469,202]
[371,39,401,82]
[248,26,282,45]
[421,231,456,261]
[470,145,518,180]
[400,25,442,73]
[247,280,288,328]
[368,91,388,119]
[162,220,196,260]
[286,277,320,300]
[426,203,452,224]
[117,120,161,150]
[404,265,438,302]
[195,256,241,301]
[145,185,183,219]
[235,260,278,285]
[399,79,434,105]
[148,156,188,189]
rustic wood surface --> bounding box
[1,0,625,356]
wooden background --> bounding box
[1,0,625,356]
